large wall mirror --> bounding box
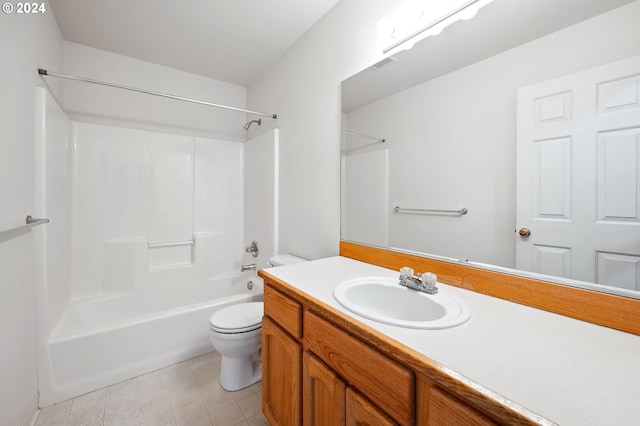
[341,0,640,299]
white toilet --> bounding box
[209,253,307,391]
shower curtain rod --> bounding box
[341,130,385,143]
[38,69,278,119]
[0,216,49,241]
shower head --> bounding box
[243,119,262,130]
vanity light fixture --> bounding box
[377,0,495,54]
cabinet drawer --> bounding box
[304,310,414,425]
[265,283,302,338]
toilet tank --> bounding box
[268,254,307,267]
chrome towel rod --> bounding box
[148,239,195,249]
[0,215,50,240]
[38,69,278,119]
[393,206,468,215]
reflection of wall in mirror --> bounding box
[342,1,640,269]
[341,149,389,247]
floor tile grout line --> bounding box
[190,352,227,426]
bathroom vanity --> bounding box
[258,246,640,425]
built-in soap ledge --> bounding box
[148,238,194,270]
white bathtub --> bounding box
[39,272,263,406]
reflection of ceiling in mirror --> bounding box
[342,0,636,112]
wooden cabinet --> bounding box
[264,284,302,338]
[303,352,346,426]
[264,283,402,426]
[262,317,302,426]
[417,381,496,426]
[302,351,399,426]
[303,310,414,425]
[346,387,398,426]
[262,278,536,426]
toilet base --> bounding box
[219,352,262,391]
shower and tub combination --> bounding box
[34,73,281,405]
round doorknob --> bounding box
[518,228,531,237]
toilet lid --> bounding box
[209,302,263,333]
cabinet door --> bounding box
[304,310,414,425]
[420,386,496,426]
[346,387,398,426]
[303,352,346,426]
[262,317,302,426]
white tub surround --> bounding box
[262,257,640,425]
[35,88,278,406]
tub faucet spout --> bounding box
[241,263,256,272]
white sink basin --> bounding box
[333,277,470,329]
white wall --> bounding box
[0,3,63,424]
[342,149,389,247]
[63,42,249,141]
[247,0,404,260]
[344,2,640,268]
[244,130,280,271]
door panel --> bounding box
[262,317,302,426]
[303,352,346,426]
[346,387,398,426]
[597,128,639,222]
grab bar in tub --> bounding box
[393,206,468,215]
[148,239,195,248]
[0,215,50,241]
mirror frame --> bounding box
[340,240,640,336]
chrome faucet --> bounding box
[241,263,256,272]
[399,267,438,294]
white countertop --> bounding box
[265,256,640,426]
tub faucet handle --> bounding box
[245,241,259,258]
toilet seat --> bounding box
[209,302,263,334]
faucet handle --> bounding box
[421,272,437,286]
[421,272,438,293]
[399,267,414,281]
[245,241,259,258]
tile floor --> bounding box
[34,351,268,426]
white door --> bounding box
[516,56,640,291]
